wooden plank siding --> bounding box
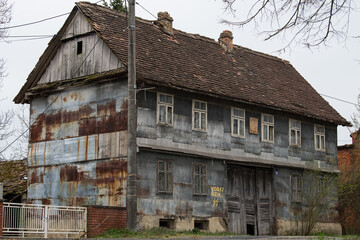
[38,11,123,85]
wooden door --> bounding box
[227,166,273,235]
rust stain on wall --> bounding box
[96,159,127,206]
[60,165,79,182]
[30,98,128,143]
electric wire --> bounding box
[320,94,357,107]
[135,1,157,19]
[0,13,70,30]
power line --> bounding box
[135,1,156,19]
[0,13,70,30]
[320,93,358,107]
[2,35,53,38]
[0,36,53,42]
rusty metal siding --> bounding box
[28,80,128,207]
[137,151,227,218]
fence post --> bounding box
[44,205,48,238]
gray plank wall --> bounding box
[137,90,338,163]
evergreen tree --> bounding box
[102,0,127,13]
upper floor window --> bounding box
[289,119,301,146]
[192,100,207,131]
[314,125,325,151]
[231,107,245,138]
[157,160,173,193]
[262,114,274,142]
[157,93,173,126]
[291,174,302,203]
[193,163,207,195]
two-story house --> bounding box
[14,2,349,235]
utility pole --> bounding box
[127,0,137,231]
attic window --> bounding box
[77,41,83,55]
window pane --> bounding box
[165,95,172,104]
[194,175,199,193]
[194,112,199,128]
[201,166,206,175]
[159,172,165,191]
[201,113,206,130]
[195,165,199,174]
[233,119,238,135]
[291,130,296,145]
[201,175,207,193]
[296,130,301,145]
[269,126,274,141]
[263,125,268,140]
[160,94,166,103]
[167,106,172,124]
[200,102,206,110]
[264,114,273,123]
[316,135,320,149]
[321,135,325,149]
[240,119,245,137]
[159,161,165,171]
[233,108,244,117]
[316,125,325,133]
[159,105,166,123]
[194,101,200,109]
[167,172,173,192]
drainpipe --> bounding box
[127,0,137,231]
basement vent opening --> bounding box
[159,219,175,229]
[77,41,83,55]
[247,224,255,235]
[194,220,209,231]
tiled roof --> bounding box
[15,2,350,126]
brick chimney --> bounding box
[218,30,233,52]
[156,12,174,36]
[351,129,359,145]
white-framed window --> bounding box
[193,163,207,195]
[157,160,173,193]
[314,125,325,151]
[289,119,301,146]
[192,100,207,131]
[291,174,302,203]
[157,93,173,126]
[262,114,274,142]
[231,107,245,138]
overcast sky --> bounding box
[1,0,359,153]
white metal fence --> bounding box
[2,202,87,238]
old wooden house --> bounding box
[14,2,350,235]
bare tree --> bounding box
[0,0,16,161]
[350,93,360,131]
[221,0,354,50]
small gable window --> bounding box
[77,41,83,55]
[157,93,173,126]
[315,125,325,151]
[192,100,207,131]
[262,114,274,143]
[289,119,301,146]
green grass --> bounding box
[95,227,238,239]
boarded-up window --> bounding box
[158,160,173,193]
[193,163,207,195]
[291,175,302,203]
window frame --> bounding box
[192,163,207,196]
[192,100,207,132]
[157,92,174,126]
[157,160,173,194]
[261,114,274,143]
[289,119,301,147]
[231,107,245,138]
[314,125,326,151]
[291,174,302,203]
